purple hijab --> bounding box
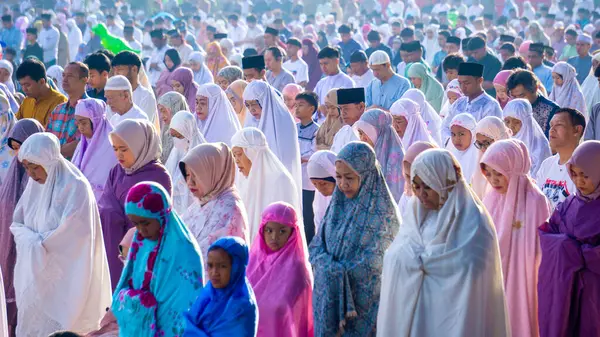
[170,67,198,114]
[0,118,44,327]
[302,38,322,91]
[538,140,600,337]
[72,98,117,200]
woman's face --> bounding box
[185,165,205,199]
[504,116,522,136]
[410,77,423,89]
[310,178,336,196]
[0,68,10,82]
[412,174,441,209]
[450,125,472,151]
[189,61,202,72]
[569,164,597,195]
[494,84,508,101]
[9,139,21,154]
[357,129,375,148]
[475,133,494,153]
[171,80,185,94]
[164,55,174,70]
[232,146,252,177]
[207,248,232,289]
[245,99,262,120]
[325,101,340,118]
[392,115,408,138]
[127,214,161,241]
[263,221,293,251]
[447,91,460,104]
[158,104,172,124]
[481,164,509,194]
[196,96,209,120]
[302,45,309,55]
[21,159,48,184]
[216,76,229,90]
[335,160,361,199]
[552,72,564,86]
[74,115,93,139]
[227,93,242,114]
[110,134,136,169]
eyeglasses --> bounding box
[474,140,493,150]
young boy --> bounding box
[84,52,111,101]
[22,27,44,62]
[441,53,466,85]
[295,91,320,244]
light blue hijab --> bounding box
[112,181,204,337]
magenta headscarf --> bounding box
[402,141,438,196]
[568,140,600,201]
[247,201,313,337]
[170,67,198,113]
[494,70,514,109]
[302,38,322,91]
[519,40,532,55]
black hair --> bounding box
[48,332,82,337]
[502,56,529,71]
[4,47,16,56]
[438,30,451,39]
[69,61,89,78]
[144,20,153,27]
[97,49,115,61]
[164,48,182,69]
[442,54,466,71]
[295,91,319,113]
[554,108,586,135]
[267,46,285,60]
[243,48,258,57]
[544,46,555,57]
[16,58,46,81]
[500,42,516,54]
[247,15,257,23]
[566,29,578,37]
[318,46,339,59]
[506,69,538,94]
[84,52,111,74]
[520,16,530,23]
[595,31,600,39]
[192,15,201,21]
[111,51,142,69]
[1,14,12,22]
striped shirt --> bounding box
[46,93,88,145]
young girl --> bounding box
[390,98,437,149]
[550,62,586,115]
[445,113,479,183]
[493,70,514,109]
[247,202,313,337]
[169,67,198,114]
[439,79,463,120]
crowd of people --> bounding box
[0,0,599,336]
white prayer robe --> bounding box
[330,125,360,153]
[314,71,356,105]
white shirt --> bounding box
[467,4,484,18]
[314,72,356,105]
[38,26,60,63]
[109,104,149,126]
[283,58,309,85]
[243,25,264,50]
[228,24,248,44]
[148,45,169,86]
[352,69,375,89]
[126,39,142,52]
[176,44,194,64]
[536,154,577,209]
[330,125,360,153]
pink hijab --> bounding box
[247,202,313,337]
[481,139,551,337]
[519,40,532,55]
[170,67,198,113]
[282,83,303,120]
[493,70,514,109]
[402,141,437,196]
[567,140,600,201]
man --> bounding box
[365,50,410,111]
[175,20,201,53]
[125,19,144,44]
[74,12,88,38]
[264,27,281,51]
[147,29,169,88]
[506,69,560,136]
[227,14,247,45]
[314,47,356,105]
[397,41,426,78]
[544,14,557,37]
[443,62,503,141]
[544,46,557,66]
[1,14,22,54]
[38,13,60,67]
[273,18,292,41]
[283,38,309,87]
[123,26,142,52]
[445,36,461,55]
[168,29,193,64]
[349,50,374,88]
[265,47,295,92]
[499,43,516,63]
[83,52,110,101]
[22,27,44,62]
[432,30,450,74]
[106,14,123,37]
[15,58,67,126]
[400,27,415,43]
[242,55,267,82]
[585,66,600,140]
[46,62,89,158]
[387,20,403,46]
[241,15,264,50]
[567,34,593,84]
[467,0,484,18]
[365,30,393,60]
[529,43,554,94]
[111,51,159,130]
[467,37,502,97]
[105,75,148,126]
[536,108,585,208]
[560,29,578,61]
[330,88,364,153]
[338,24,362,63]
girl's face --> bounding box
[447,91,460,104]
[335,160,361,199]
[232,146,252,177]
[450,125,472,151]
[0,68,10,82]
[310,178,336,196]
[569,164,597,196]
[21,159,48,184]
[412,174,441,209]
[481,164,509,194]
[325,101,340,118]
[164,55,174,69]
[110,134,136,169]
[392,115,408,138]
[158,104,172,124]
[245,99,262,120]
[9,139,21,154]
[357,129,375,148]
[171,80,184,94]
[207,248,232,289]
[227,93,242,114]
[494,84,508,101]
[504,116,522,136]
[552,72,564,86]
[474,133,494,153]
[189,61,202,72]
[410,77,423,89]
[196,96,209,120]
[185,165,205,199]
[127,214,161,241]
[74,115,93,139]
[263,221,293,251]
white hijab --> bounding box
[377,149,509,337]
[423,25,441,66]
[390,98,437,149]
[165,110,207,215]
[196,83,241,146]
[10,133,111,336]
[503,99,552,176]
[403,89,443,146]
[188,52,214,85]
[581,53,600,114]
[549,62,587,118]
[66,19,83,62]
[47,65,64,94]
[0,60,15,94]
[307,150,337,232]
[445,113,480,183]
[231,127,302,245]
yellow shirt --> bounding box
[16,88,67,126]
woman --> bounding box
[99,119,172,290]
[72,98,117,200]
[0,118,44,334]
[247,202,313,337]
[220,38,235,59]
[226,80,248,126]
[170,67,199,114]
[396,141,437,216]
[481,139,551,337]
[503,99,552,176]
[157,91,190,163]
[423,26,441,66]
[445,113,479,182]
[471,116,513,199]
[180,143,248,264]
[354,109,405,201]
[216,66,243,91]
[196,83,241,146]
[188,51,214,85]
[402,88,443,145]
[0,92,15,185]
[47,65,65,94]
[0,60,15,94]
[550,62,587,116]
[156,48,182,98]
[66,19,83,62]
[307,150,337,233]
[493,70,514,109]
[302,38,322,91]
[310,141,400,336]
[10,133,111,336]
[206,42,230,79]
[377,148,509,337]
[538,140,600,336]
[112,181,205,336]
[183,236,258,336]
[407,63,444,112]
[231,127,302,245]
[439,79,463,120]
[315,88,343,150]
[165,111,207,215]
[282,83,304,118]
[390,98,437,149]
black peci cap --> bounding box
[337,88,365,104]
[458,62,484,77]
[242,55,265,70]
[265,27,279,36]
